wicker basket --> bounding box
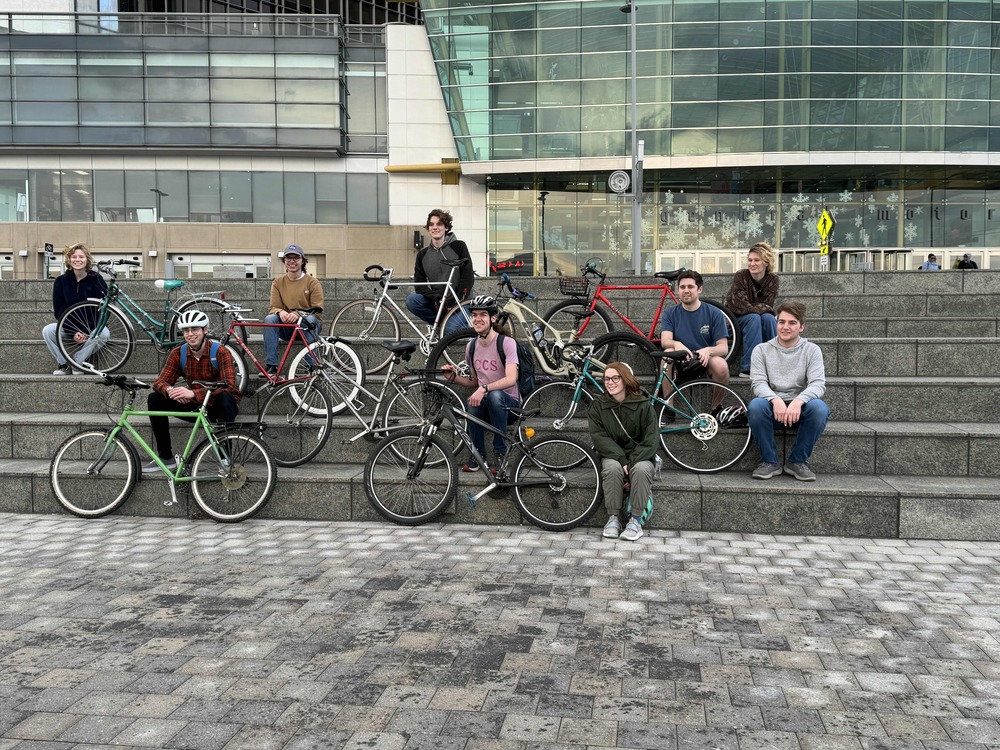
[558,276,589,297]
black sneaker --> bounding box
[259,364,278,379]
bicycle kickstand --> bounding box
[164,454,186,507]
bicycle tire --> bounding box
[440,301,475,334]
[382,379,467,460]
[511,436,603,531]
[56,301,135,374]
[659,379,750,473]
[364,428,457,525]
[591,331,659,388]
[219,343,249,396]
[541,299,613,342]
[172,298,248,349]
[288,338,364,416]
[518,379,595,442]
[257,380,333,467]
[425,327,478,372]
[50,430,137,517]
[190,431,276,522]
[329,299,400,375]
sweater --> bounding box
[413,232,474,301]
[587,393,658,467]
[52,269,108,320]
[749,336,826,403]
[268,274,324,322]
[724,269,779,317]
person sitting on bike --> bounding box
[42,242,109,375]
[588,362,658,542]
[146,309,241,473]
[725,241,779,378]
[263,244,323,378]
[660,269,730,404]
[441,295,520,472]
[407,209,474,335]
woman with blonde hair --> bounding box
[724,241,780,378]
[587,362,658,541]
[41,242,109,374]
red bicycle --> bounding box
[541,260,742,365]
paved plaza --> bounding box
[1,513,999,750]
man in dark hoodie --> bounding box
[406,209,474,335]
[748,301,829,482]
[588,362,659,542]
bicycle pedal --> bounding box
[465,491,477,509]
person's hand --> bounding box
[696,348,711,367]
[622,464,630,490]
[441,364,458,383]
[782,399,803,426]
[278,310,298,324]
[468,385,485,407]
[167,385,195,403]
[73,331,87,344]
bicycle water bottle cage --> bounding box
[155,279,185,291]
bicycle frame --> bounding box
[577,282,677,342]
[223,315,323,387]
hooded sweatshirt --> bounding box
[749,336,826,403]
[413,231,474,301]
[587,392,658,467]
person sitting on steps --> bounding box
[42,242,109,375]
[262,244,323,378]
[725,241,779,379]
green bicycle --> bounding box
[55,258,244,374]
[49,375,277,522]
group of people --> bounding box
[919,252,979,270]
[43,217,832,539]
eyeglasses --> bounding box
[605,375,622,384]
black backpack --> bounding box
[465,333,536,400]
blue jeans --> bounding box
[467,389,520,460]
[405,293,470,335]
[42,321,110,367]
[264,314,321,367]
[748,397,829,465]
[738,312,777,373]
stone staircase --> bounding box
[1,268,998,540]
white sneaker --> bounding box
[53,364,73,375]
[620,517,644,541]
[602,516,621,539]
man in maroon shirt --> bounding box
[146,309,241,473]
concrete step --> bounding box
[811,337,1000,377]
[807,317,1000,338]
[3,456,997,540]
[5,410,999,479]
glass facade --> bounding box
[421,0,999,161]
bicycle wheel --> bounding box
[659,379,750,473]
[542,299,613,342]
[222,343,249,395]
[440,301,474,333]
[288,338,364,416]
[383,380,467,459]
[426,327,476,372]
[329,299,400,375]
[50,430,137,517]
[511,437,602,531]
[518,379,595,442]
[56,301,134,374]
[190,431,276,522]
[591,331,659,389]
[257,380,333,467]
[364,428,457,525]
[699,300,743,366]
[173,298,248,346]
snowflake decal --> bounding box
[793,192,809,203]
[744,213,764,238]
[904,223,918,242]
[854,215,864,228]
[661,190,675,205]
[839,190,853,202]
[843,232,854,244]
[877,223,888,233]
[886,192,898,204]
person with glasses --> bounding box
[406,209,474,335]
[588,362,658,542]
[262,244,323,378]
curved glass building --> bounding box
[420,0,1000,273]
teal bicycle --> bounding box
[54,258,243,374]
[49,375,277,522]
[519,343,751,473]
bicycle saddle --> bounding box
[294,307,322,316]
[380,340,418,357]
[191,381,231,391]
[658,350,690,362]
[508,406,542,420]
[653,269,684,281]
[154,279,185,290]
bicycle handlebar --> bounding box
[363,264,387,283]
[98,374,150,390]
[498,272,535,300]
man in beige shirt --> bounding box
[263,244,324,378]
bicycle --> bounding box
[329,260,472,375]
[219,306,364,468]
[541,259,743,366]
[49,375,277,522]
[520,343,751,473]
[426,272,664,389]
[364,387,604,531]
[55,258,244,375]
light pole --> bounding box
[539,191,549,276]
[150,188,168,274]
[620,0,642,275]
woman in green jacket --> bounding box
[587,362,659,541]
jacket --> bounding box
[724,269,779,317]
[52,269,108,320]
[588,393,658,467]
[413,232,474,301]
[750,336,826,403]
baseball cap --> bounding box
[963,253,971,259]
[283,244,305,258]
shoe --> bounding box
[603,516,622,539]
[711,405,722,418]
[461,463,481,473]
[738,371,751,379]
[752,461,782,480]
[620,517,643,541]
[52,364,72,375]
[142,458,177,474]
[785,462,816,481]
[259,364,278,380]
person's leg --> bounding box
[263,314,282,366]
[206,392,239,427]
[627,459,654,522]
[761,312,777,343]
[747,397,779,465]
[601,458,625,516]
[42,322,66,366]
[443,303,471,335]
[404,293,438,327]
[485,390,518,459]
[788,399,830,464]
[738,313,762,374]
[301,315,322,367]
[73,326,111,367]
[466,397,487,463]
[147,391,178,460]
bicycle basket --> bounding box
[558,276,589,297]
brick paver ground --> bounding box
[1,513,999,750]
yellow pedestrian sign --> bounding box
[817,209,836,256]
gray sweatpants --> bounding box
[601,458,654,518]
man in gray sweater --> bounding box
[747,301,829,481]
